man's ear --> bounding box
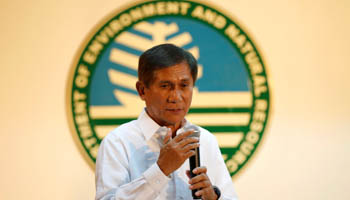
[136,81,146,100]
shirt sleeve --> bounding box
[95,134,170,200]
[202,130,239,200]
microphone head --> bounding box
[183,124,200,138]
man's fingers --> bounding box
[189,167,208,184]
[182,142,200,152]
[163,130,172,144]
[194,187,213,198]
[187,166,216,200]
[184,150,196,158]
[178,137,199,148]
[190,179,211,190]
[192,166,207,175]
[173,130,197,142]
[189,172,207,184]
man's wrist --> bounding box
[156,160,171,176]
[212,186,221,200]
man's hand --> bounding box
[188,167,218,200]
[157,130,199,176]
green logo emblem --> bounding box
[66,0,270,178]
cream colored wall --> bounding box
[1,0,349,199]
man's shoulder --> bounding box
[104,119,140,141]
[196,126,215,138]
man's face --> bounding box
[137,62,194,128]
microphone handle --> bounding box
[189,147,201,199]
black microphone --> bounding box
[184,125,201,199]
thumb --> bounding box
[163,129,172,144]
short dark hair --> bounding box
[138,43,198,87]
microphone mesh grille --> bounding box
[183,124,200,138]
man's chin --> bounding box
[163,116,185,127]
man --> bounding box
[95,44,238,200]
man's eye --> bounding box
[181,83,189,87]
[160,84,169,88]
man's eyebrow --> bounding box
[159,80,172,84]
[158,78,191,83]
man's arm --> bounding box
[95,134,170,200]
[95,129,200,200]
[187,129,238,200]
[207,132,239,200]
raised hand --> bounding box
[157,130,199,176]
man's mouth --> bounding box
[166,108,183,112]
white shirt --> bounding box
[95,110,238,200]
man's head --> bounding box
[136,44,198,130]
[138,43,198,87]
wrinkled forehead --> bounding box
[151,63,193,83]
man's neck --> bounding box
[167,119,186,138]
[144,108,186,137]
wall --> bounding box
[1,0,349,199]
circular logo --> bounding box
[66,0,270,178]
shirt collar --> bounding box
[137,109,192,141]
[176,120,192,135]
[137,109,162,141]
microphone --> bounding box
[184,125,201,199]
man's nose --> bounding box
[167,89,182,103]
